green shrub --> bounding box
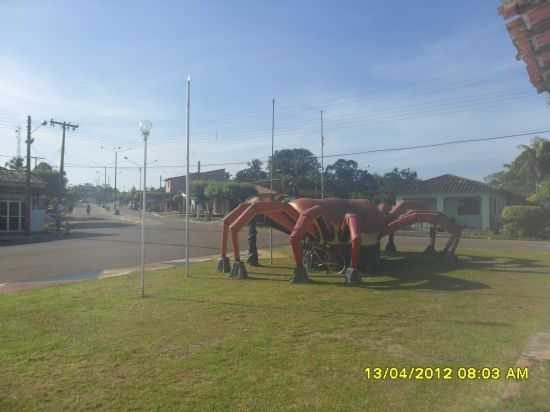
[501,206,550,238]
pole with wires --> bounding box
[270,98,275,264]
[50,119,79,230]
[186,76,191,278]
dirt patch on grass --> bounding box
[502,332,550,401]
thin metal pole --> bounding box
[141,137,147,297]
[270,98,275,264]
[16,126,21,159]
[60,124,66,198]
[185,76,191,277]
[25,116,32,235]
[114,150,118,211]
[321,110,325,199]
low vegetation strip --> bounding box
[1,248,550,411]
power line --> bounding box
[321,130,550,159]
[2,87,534,155]
[48,128,550,170]
[146,90,535,149]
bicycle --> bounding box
[302,242,347,274]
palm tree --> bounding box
[515,137,550,191]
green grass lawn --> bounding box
[1,247,550,411]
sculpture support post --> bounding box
[247,217,259,266]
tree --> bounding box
[190,180,210,218]
[486,137,550,195]
[376,168,419,202]
[203,181,257,214]
[517,138,550,187]
[268,148,320,196]
[4,156,24,171]
[205,181,230,217]
[235,159,268,183]
[32,162,66,204]
[325,159,377,198]
[226,182,257,207]
[532,179,550,208]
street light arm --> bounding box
[31,120,48,135]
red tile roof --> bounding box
[499,1,550,93]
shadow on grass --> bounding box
[242,251,548,292]
[456,254,549,275]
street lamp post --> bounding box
[139,120,152,298]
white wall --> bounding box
[31,209,46,232]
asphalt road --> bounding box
[1,205,549,284]
[0,205,287,283]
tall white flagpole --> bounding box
[186,76,191,277]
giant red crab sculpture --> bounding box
[217,197,462,285]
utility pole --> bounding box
[159,175,162,190]
[104,167,107,186]
[320,110,325,199]
[25,116,32,235]
[101,146,122,212]
[50,119,79,229]
[197,160,200,180]
[270,98,275,264]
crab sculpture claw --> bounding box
[344,267,362,285]
[290,265,311,283]
[231,260,248,279]
[217,256,231,273]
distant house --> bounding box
[165,169,227,194]
[164,168,228,213]
[395,174,521,231]
[0,167,48,234]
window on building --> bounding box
[0,200,24,232]
[0,201,7,231]
[458,197,481,215]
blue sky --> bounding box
[1,0,549,190]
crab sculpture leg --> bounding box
[218,201,303,279]
[288,205,327,283]
[382,210,462,262]
[342,213,364,285]
[218,203,249,273]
